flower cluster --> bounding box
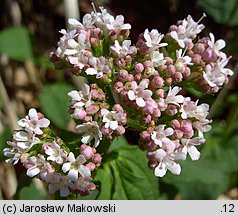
[4,109,101,197]
[4,6,233,197]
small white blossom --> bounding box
[106,14,131,32]
[154,149,181,177]
[25,155,53,179]
[208,33,226,58]
[85,56,110,79]
[110,40,136,58]
[128,80,153,107]
[62,152,90,181]
[3,131,40,165]
[68,84,92,108]
[150,50,166,67]
[151,125,174,147]
[180,98,210,120]
[46,172,71,197]
[158,86,184,111]
[193,119,212,138]
[18,108,50,135]
[181,137,205,160]
[44,141,67,164]
[170,14,205,48]
[144,29,168,50]
[101,108,119,130]
[76,121,102,147]
[69,176,92,192]
[203,56,233,88]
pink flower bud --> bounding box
[167,64,176,76]
[194,43,205,54]
[172,129,183,139]
[180,120,193,133]
[115,125,126,136]
[81,145,95,159]
[134,63,144,73]
[150,75,164,88]
[143,60,153,68]
[74,108,87,120]
[112,104,124,112]
[148,159,158,169]
[86,162,96,171]
[93,153,102,165]
[202,48,217,62]
[140,130,151,141]
[153,108,161,118]
[173,72,183,83]
[171,119,180,129]
[90,38,99,47]
[146,141,157,151]
[166,104,178,116]
[166,77,173,85]
[169,25,178,32]
[182,67,191,78]
[114,81,124,93]
[165,57,173,65]
[155,89,165,98]
[118,70,129,81]
[86,105,99,115]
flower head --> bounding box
[18,108,50,135]
[76,121,102,147]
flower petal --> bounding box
[188,146,201,160]
[68,169,78,181]
[154,162,167,177]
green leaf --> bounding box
[197,0,238,26]
[95,136,159,200]
[19,181,48,200]
[0,27,33,61]
[39,83,73,129]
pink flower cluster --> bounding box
[4,109,101,197]
[4,7,233,197]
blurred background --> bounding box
[0,0,237,200]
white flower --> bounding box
[110,40,136,58]
[193,119,212,138]
[170,14,205,48]
[46,172,70,197]
[13,131,40,150]
[62,152,90,181]
[208,33,226,57]
[76,121,102,147]
[158,86,184,111]
[85,56,110,79]
[128,80,153,107]
[203,55,233,88]
[175,49,193,65]
[106,14,131,33]
[144,29,168,50]
[3,145,22,165]
[203,64,226,88]
[3,131,40,165]
[26,155,52,179]
[151,125,174,147]
[101,108,119,130]
[181,137,205,160]
[18,108,50,135]
[150,50,166,67]
[180,98,210,120]
[44,141,67,164]
[154,149,181,177]
[68,84,92,108]
[69,176,92,192]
